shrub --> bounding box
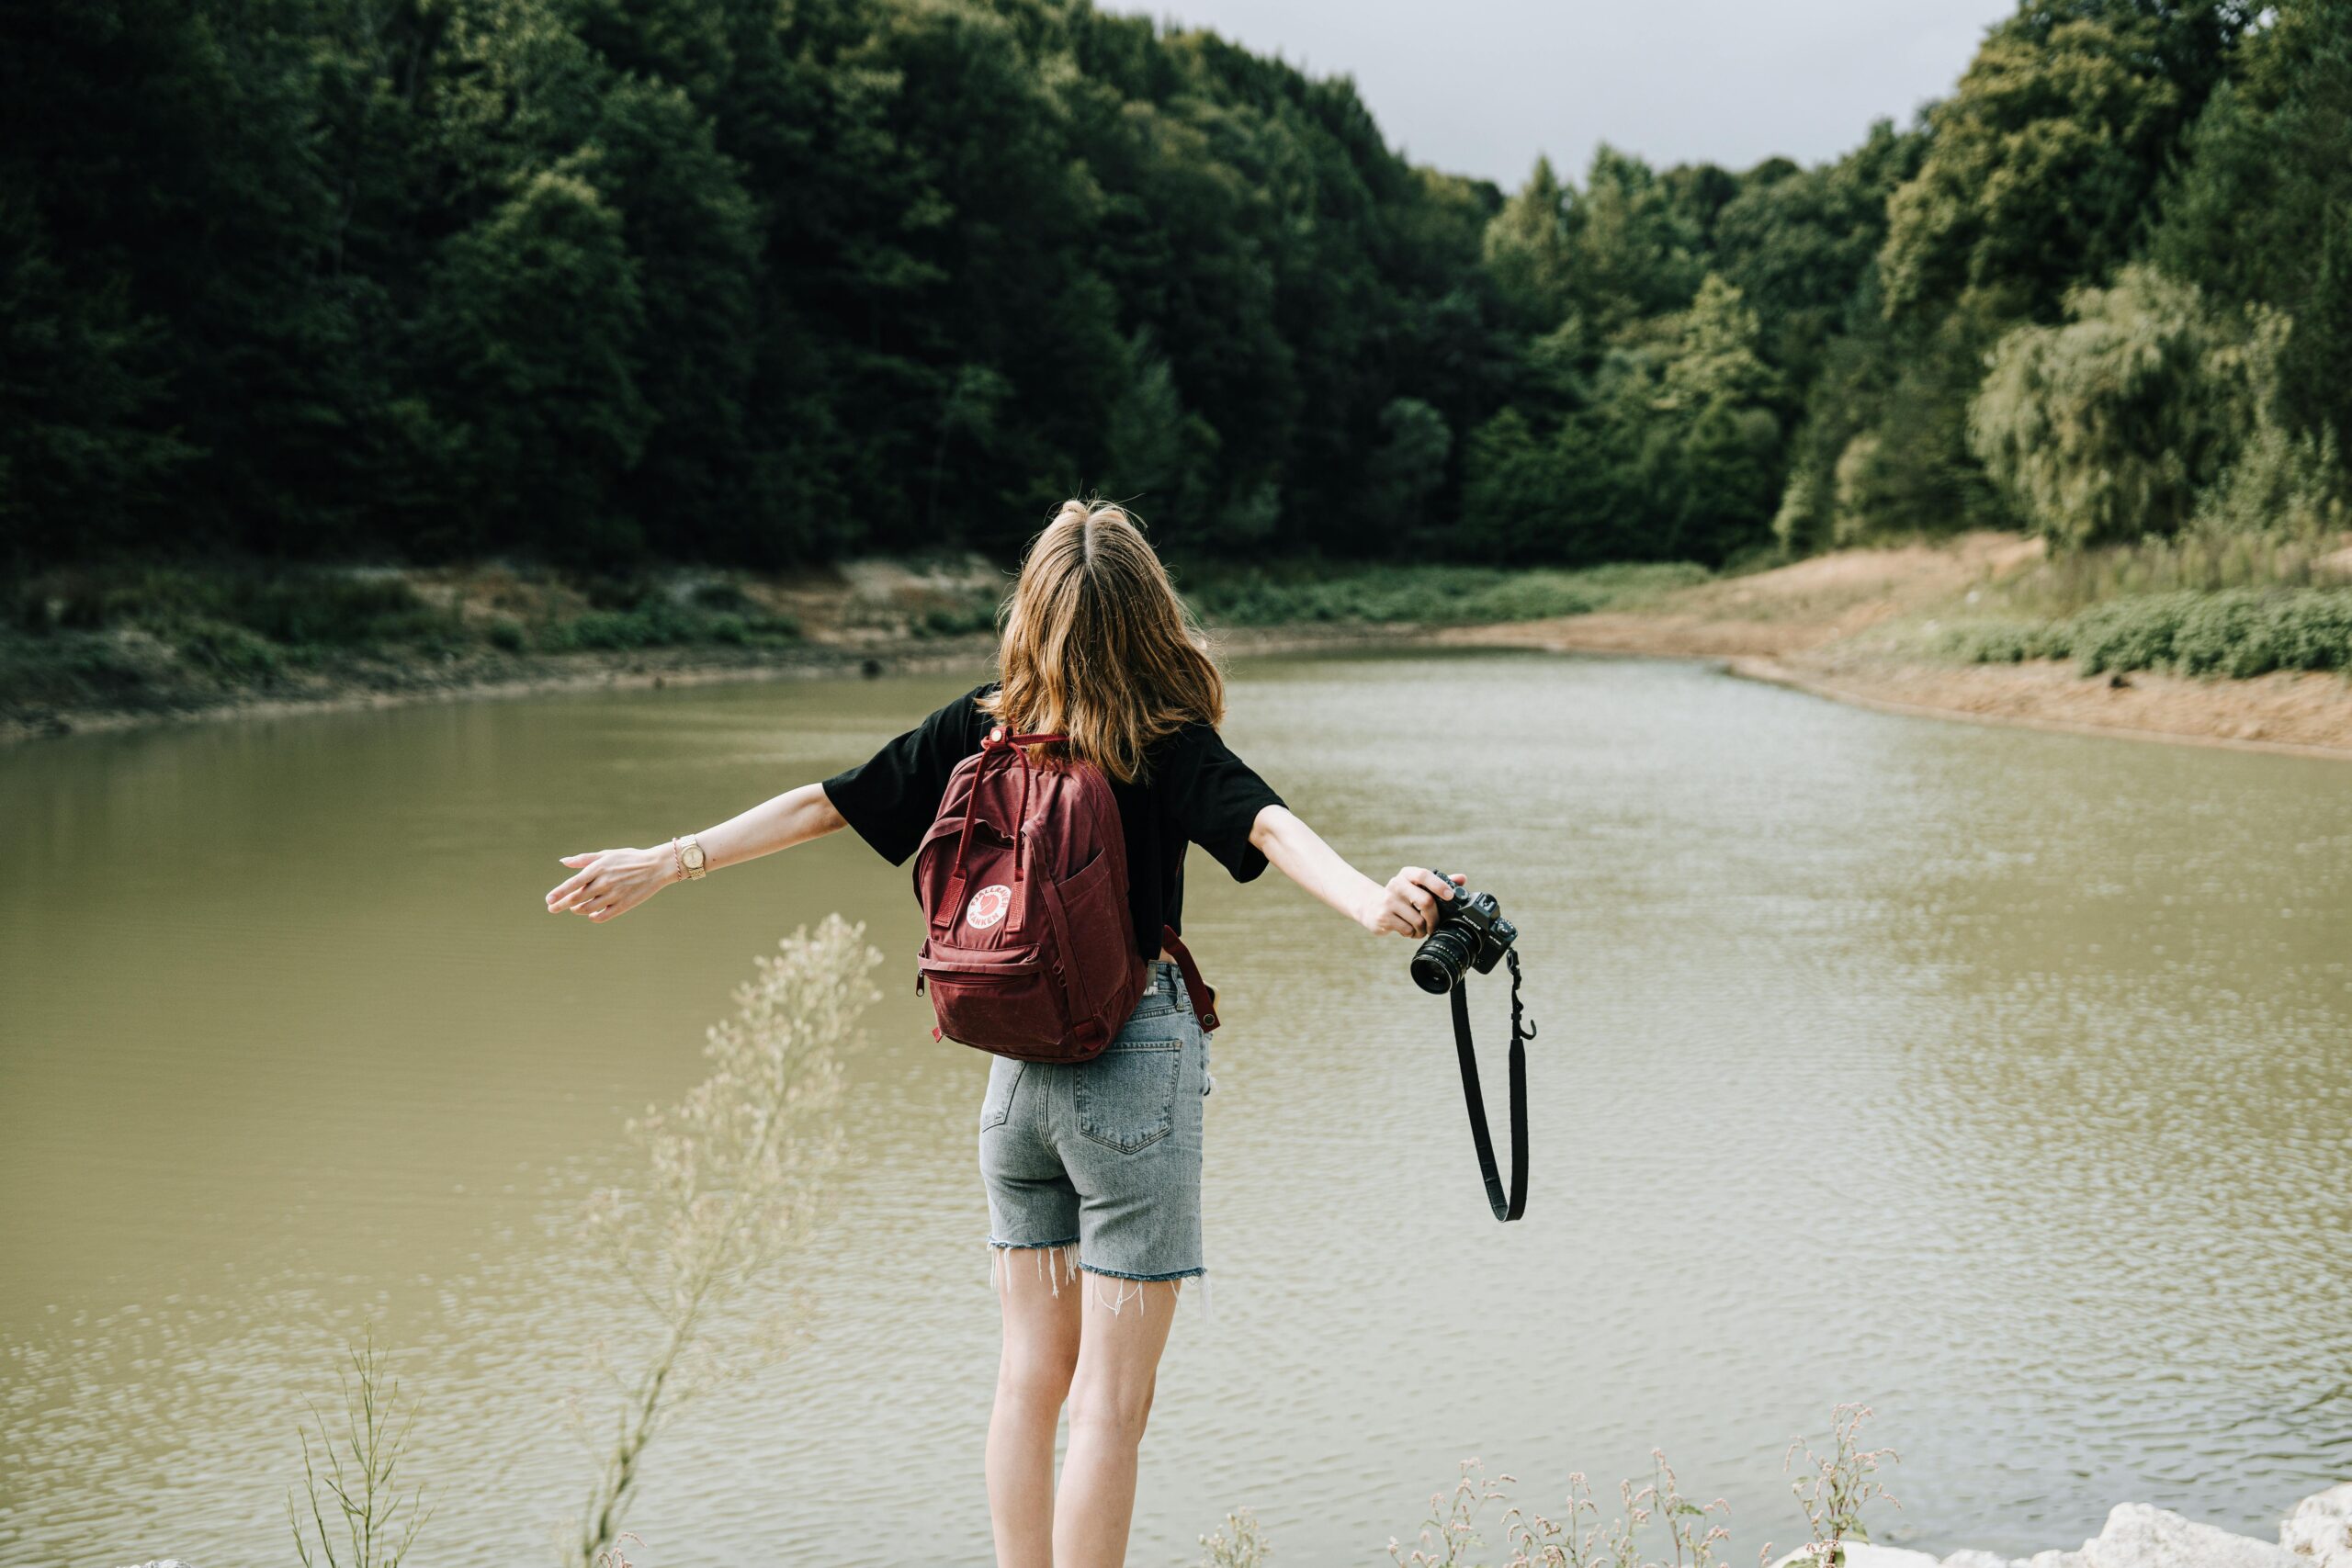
[179,620,283,679]
[916,600,998,637]
[1939,620,2064,664]
[543,602,695,652]
[1950,588,2352,678]
[689,581,755,614]
[2171,592,2264,675]
[45,568,448,647]
[2251,592,2352,672]
[233,575,442,645]
[2068,593,2193,674]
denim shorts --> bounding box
[978,960,1212,1283]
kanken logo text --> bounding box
[967,884,1012,931]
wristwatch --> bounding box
[673,834,708,881]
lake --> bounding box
[4,649,2348,1566]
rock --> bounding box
[1941,1552,2023,1568]
[2282,1483,2352,1566]
[2094,1503,2303,1568]
[2005,1504,2302,1568]
[1843,1546,1943,1568]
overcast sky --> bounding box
[1126,0,2018,188]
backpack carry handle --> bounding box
[944,728,1067,911]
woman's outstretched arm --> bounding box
[1247,804,1462,940]
[544,782,849,922]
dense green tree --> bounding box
[3,0,2344,576]
[424,164,652,558]
[1880,0,2250,324]
[2152,0,2352,454]
[1362,397,1454,543]
[1483,158,1577,333]
[1713,120,1923,383]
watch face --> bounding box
[684,843,706,869]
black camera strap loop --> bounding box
[1449,947,1533,1222]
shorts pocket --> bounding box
[979,1058,1024,1131]
[1073,1038,1182,1153]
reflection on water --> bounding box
[3,651,2347,1566]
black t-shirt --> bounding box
[822,682,1285,960]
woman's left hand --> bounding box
[545,846,674,922]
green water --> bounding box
[4,649,2348,1566]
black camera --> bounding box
[1408,874,1518,994]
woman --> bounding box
[544,499,1462,1568]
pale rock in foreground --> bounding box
[1919,1502,2307,1568]
[2021,1503,2305,1568]
[2282,1483,2352,1568]
[1845,1546,1943,1568]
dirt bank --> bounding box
[1442,532,2352,760]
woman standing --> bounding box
[546,499,1463,1568]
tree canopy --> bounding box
[2,0,2341,573]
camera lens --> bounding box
[1411,925,1474,993]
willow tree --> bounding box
[1968,265,2276,546]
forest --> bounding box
[3,0,2347,574]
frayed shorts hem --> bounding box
[982,1237,1203,1285]
[1077,1261,1204,1283]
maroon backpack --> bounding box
[912,725,1218,1062]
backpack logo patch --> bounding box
[967,884,1012,931]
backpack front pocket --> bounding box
[920,941,1072,1056]
[1072,1037,1182,1153]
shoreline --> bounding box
[0,621,1431,747]
[1725,653,2352,762]
[7,541,2351,759]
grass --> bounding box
[1996,529,2336,618]
[0,563,802,719]
[1942,586,2352,678]
[1178,560,1711,628]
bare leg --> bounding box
[988,1245,1082,1568]
[1053,1273,1183,1568]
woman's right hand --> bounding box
[545,845,675,922]
[1361,867,1464,939]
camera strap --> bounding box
[1449,948,1532,1222]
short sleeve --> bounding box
[1160,724,1285,882]
[821,683,992,865]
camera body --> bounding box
[1409,874,1518,994]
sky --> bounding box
[1125,0,2019,189]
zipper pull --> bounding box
[914,971,926,997]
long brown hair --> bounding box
[979,498,1224,783]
